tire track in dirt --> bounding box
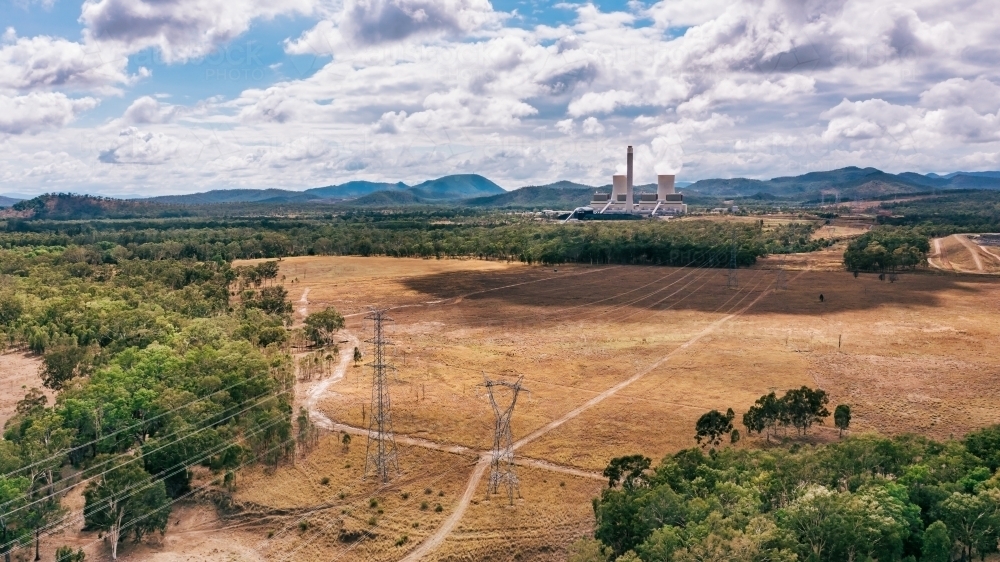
[928,238,948,271]
[980,244,1000,265]
[955,234,985,272]
[298,287,311,318]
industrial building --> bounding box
[590,146,686,216]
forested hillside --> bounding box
[876,190,1000,235]
[0,241,311,559]
[6,194,193,220]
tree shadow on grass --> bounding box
[399,265,993,326]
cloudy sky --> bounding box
[1,0,999,196]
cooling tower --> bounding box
[612,175,627,203]
[657,175,676,199]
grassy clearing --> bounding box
[231,256,1000,561]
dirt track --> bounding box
[929,234,1000,274]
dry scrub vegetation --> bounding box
[227,255,1000,560]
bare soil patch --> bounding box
[0,352,50,428]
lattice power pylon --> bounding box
[775,256,788,290]
[775,268,788,290]
[483,375,527,505]
[727,228,739,289]
[364,309,399,483]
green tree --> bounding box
[142,421,221,498]
[834,404,851,437]
[843,226,930,272]
[243,286,292,315]
[0,476,30,562]
[0,292,22,326]
[782,387,830,435]
[603,455,651,491]
[964,425,1000,472]
[255,261,280,286]
[83,456,170,560]
[921,521,951,562]
[304,307,345,347]
[636,524,683,561]
[694,409,735,450]
[743,392,786,442]
[41,337,98,390]
[938,490,1000,561]
[353,346,362,366]
[594,488,645,557]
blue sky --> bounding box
[1,0,999,196]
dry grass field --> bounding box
[219,254,1000,560]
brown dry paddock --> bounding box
[191,256,1000,560]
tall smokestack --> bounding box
[626,146,634,213]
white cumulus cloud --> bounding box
[0,92,98,134]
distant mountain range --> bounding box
[133,167,1000,208]
[144,174,505,205]
[5,168,1000,213]
[686,167,1000,200]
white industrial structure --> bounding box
[590,146,686,216]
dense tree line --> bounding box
[2,213,826,267]
[877,190,1000,236]
[580,425,1000,562]
[0,241,317,559]
[843,226,930,273]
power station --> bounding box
[586,145,687,216]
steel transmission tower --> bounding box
[364,309,399,483]
[727,229,739,289]
[483,375,527,505]
[775,256,788,290]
